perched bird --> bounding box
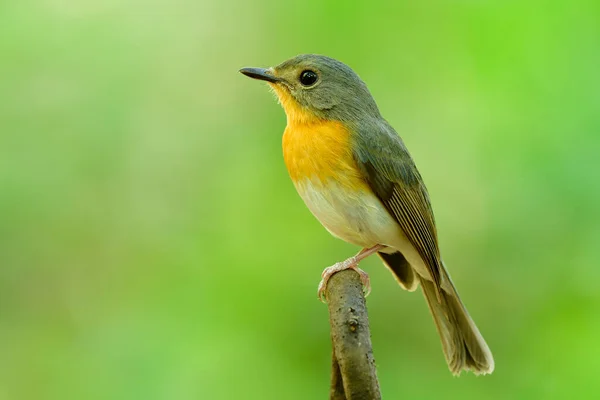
[240,54,494,376]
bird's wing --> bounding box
[353,119,443,292]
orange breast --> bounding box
[282,119,367,190]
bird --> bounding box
[239,54,494,376]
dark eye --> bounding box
[299,70,318,86]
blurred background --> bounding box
[1,0,599,399]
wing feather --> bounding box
[353,120,443,292]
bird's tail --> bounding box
[378,251,419,291]
[419,266,494,376]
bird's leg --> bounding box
[318,244,387,302]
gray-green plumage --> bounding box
[353,116,493,375]
[354,119,443,290]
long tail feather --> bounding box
[419,268,494,375]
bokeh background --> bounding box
[1,0,599,399]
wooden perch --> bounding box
[325,269,382,400]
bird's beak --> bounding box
[239,67,280,83]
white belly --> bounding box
[294,178,434,281]
[294,178,402,248]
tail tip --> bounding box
[450,357,495,377]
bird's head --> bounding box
[240,54,380,124]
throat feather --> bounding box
[282,120,365,190]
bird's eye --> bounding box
[299,70,318,86]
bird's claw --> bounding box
[317,259,371,302]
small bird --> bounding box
[240,54,494,376]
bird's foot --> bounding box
[317,256,371,302]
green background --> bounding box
[1,1,599,399]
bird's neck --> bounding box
[270,84,322,126]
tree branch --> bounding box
[326,269,382,400]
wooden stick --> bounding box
[325,269,382,400]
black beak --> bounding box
[239,67,280,83]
